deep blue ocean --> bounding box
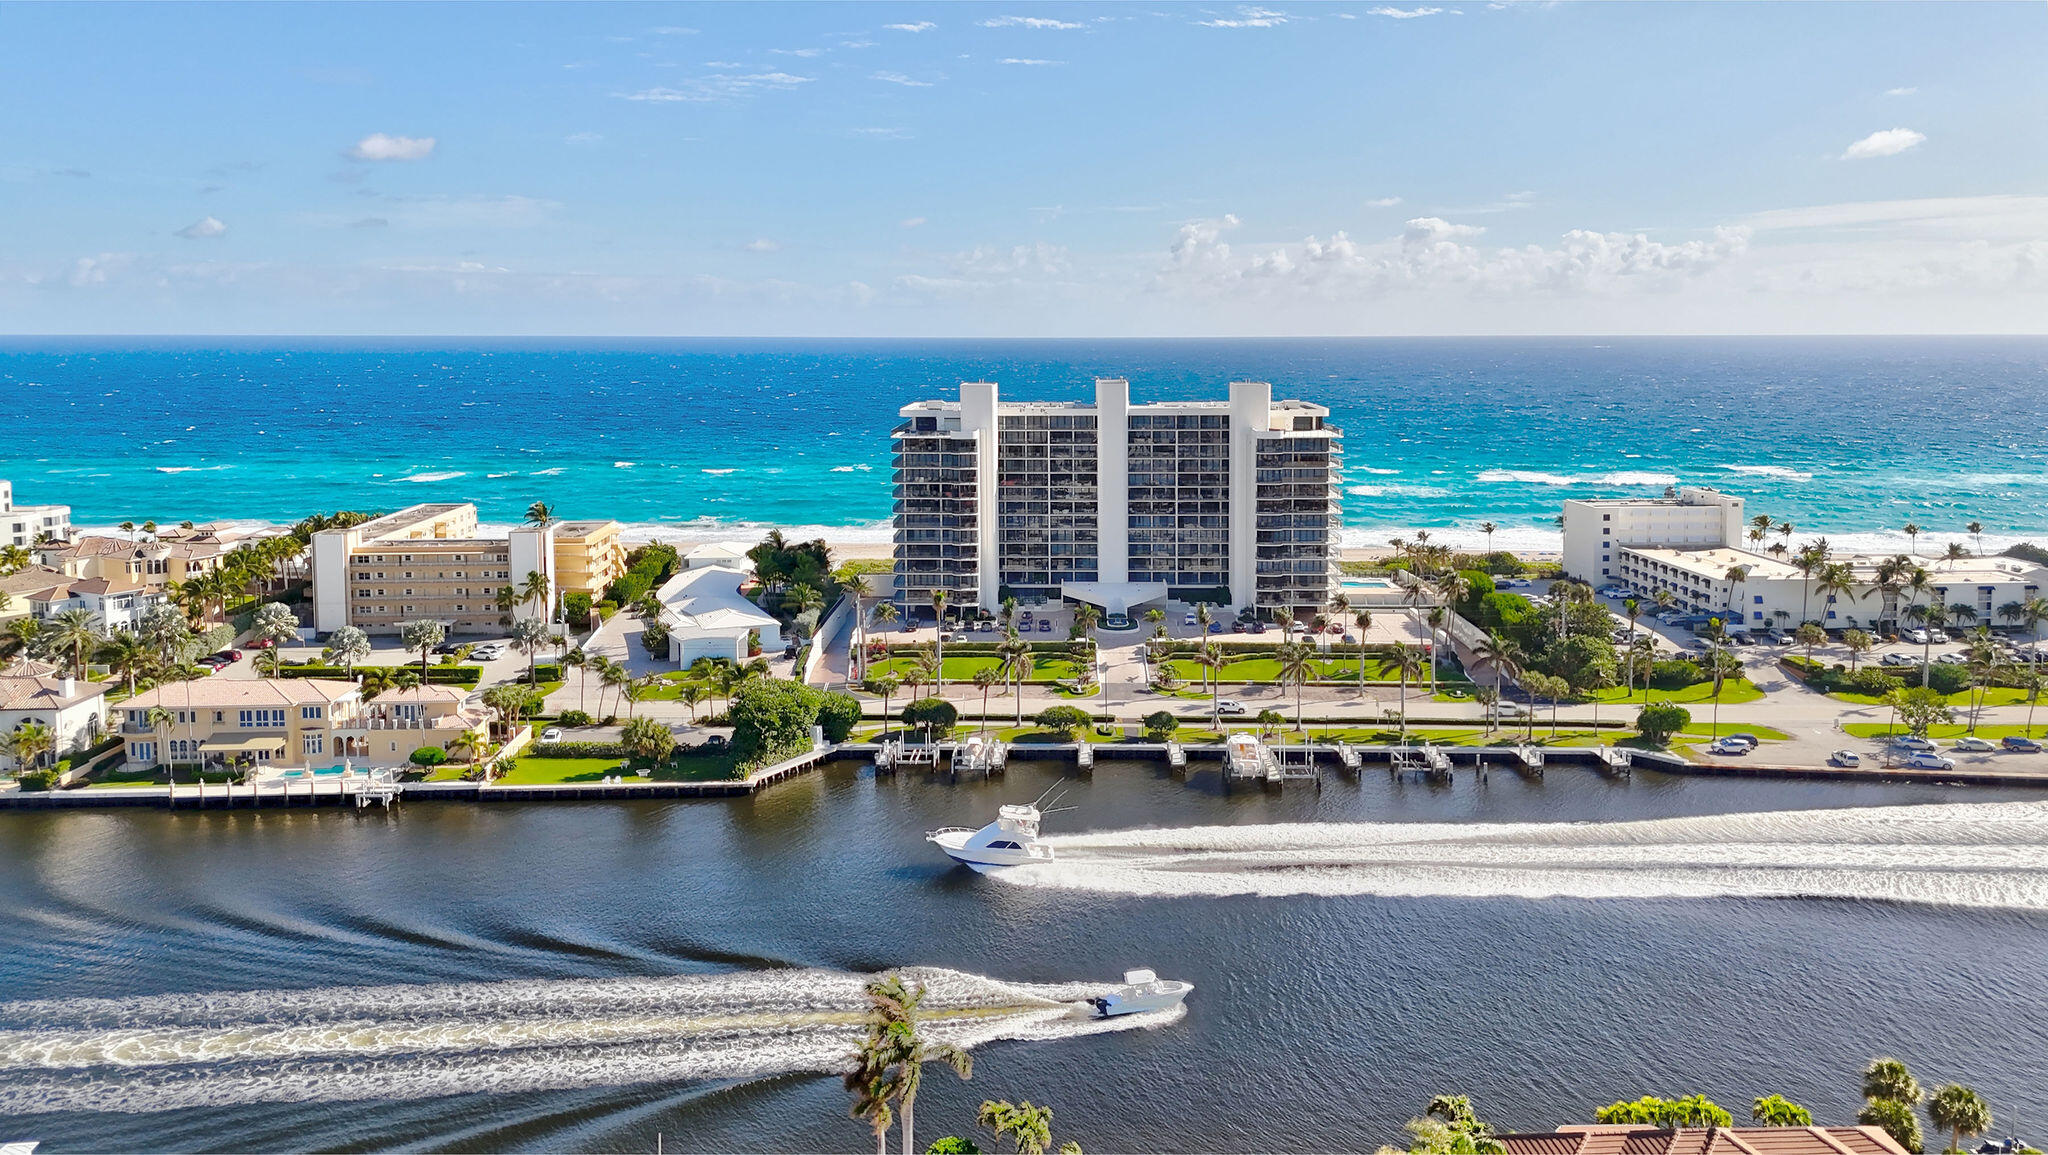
[6,336,2048,551]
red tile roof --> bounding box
[1498,1128,1907,1155]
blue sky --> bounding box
[3,2,2045,335]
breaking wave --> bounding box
[992,802,2048,908]
[1722,464,1814,481]
[0,967,1173,1116]
[1473,469,1679,487]
[393,470,465,484]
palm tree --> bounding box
[864,974,973,1155]
[519,569,553,623]
[95,630,151,696]
[1967,521,1986,556]
[600,659,631,720]
[928,590,949,695]
[47,608,104,677]
[1629,635,1656,706]
[1273,607,1294,644]
[1815,561,1858,629]
[1905,600,1948,688]
[1722,564,1751,633]
[971,667,1000,735]
[1469,632,1516,734]
[1390,643,1426,739]
[1072,602,1099,643]
[1927,1085,1992,1155]
[525,501,554,529]
[870,599,899,639]
[398,618,445,698]
[1277,642,1313,731]
[1622,597,1641,642]
[2,720,55,773]
[1425,605,1446,694]
[868,673,902,736]
[324,624,371,678]
[1843,629,1873,672]
[562,646,591,714]
[119,520,135,541]
[1196,644,1227,731]
[1903,522,1921,557]
[1353,609,1374,693]
[1480,522,1497,553]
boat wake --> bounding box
[0,967,1175,1115]
[993,802,2048,909]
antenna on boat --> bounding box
[1031,782,1064,809]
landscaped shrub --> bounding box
[408,746,448,767]
[282,664,481,685]
[1924,663,1972,696]
[1635,702,1692,745]
[564,591,594,628]
[901,696,959,736]
[1846,668,1897,697]
[728,679,826,764]
[557,709,594,727]
[532,741,629,758]
[1033,705,1092,740]
[15,769,59,792]
[1648,659,1705,690]
[1142,710,1179,741]
[816,691,863,742]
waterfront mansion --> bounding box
[116,679,493,771]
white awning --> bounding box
[1059,581,1170,616]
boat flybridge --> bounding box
[1086,969,1194,1018]
[926,786,1073,873]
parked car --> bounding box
[1772,632,1796,645]
[1936,652,1967,665]
[1488,701,1526,719]
[1342,633,1357,644]
[245,637,275,650]
[1036,619,1052,633]
[1707,737,1751,756]
[1903,751,1956,771]
[1892,736,1937,751]
[1208,621,1224,634]
[1246,622,1268,634]
[2001,736,2043,753]
[1183,612,1197,626]
[1102,614,1132,631]
[207,650,241,665]
[1722,733,1760,748]
[1953,736,1997,752]
[1903,628,1929,644]
[1828,750,1862,768]
[1881,652,1914,667]
[540,727,562,742]
[1215,699,1248,716]
[1230,621,1247,634]
[434,641,465,655]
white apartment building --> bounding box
[1615,546,2045,633]
[1559,487,1746,584]
[1,480,72,548]
[310,503,556,636]
[892,378,1341,617]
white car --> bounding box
[1881,652,1914,667]
[541,726,562,742]
[1828,750,1861,767]
[1489,701,1527,719]
[1903,751,1956,771]
[1707,737,1751,756]
[1902,628,1929,645]
[1215,699,1248,716]
[1953,736,1996,752]
[1892,735,1937,752]
[1183,612,1197,627]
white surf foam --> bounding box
[1473,469,1679,487]
[394,470,466,484]
[990,802,2048,908]
[1347,484,1449,499]
[1722,464,1814,481]
[0,967,1169,1116]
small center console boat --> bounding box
[927,803,1055,873]
[1086,969,1193,1018]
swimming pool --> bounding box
[275,766,349,780]
[1342,578,1397,590]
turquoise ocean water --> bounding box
[5,336,2047,553]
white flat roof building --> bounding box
[657,564,783,665]
[1,480,72,548]
[1560,487,1745,584]
[892,378,1342,617]
[309,503,556,636]
[1613,545,2045,632]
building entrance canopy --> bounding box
[198,734,288,754]
[1059,581,1170,616]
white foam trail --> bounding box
[394,470,466,483]
[991,802,2048,908]
[0,967,1170,1116]
[1722,464,1815,481]
[1473,469,1680,487]
[1347,484,1449,499]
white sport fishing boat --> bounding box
[926,787,1071,873]
[1085,969,1194,1018]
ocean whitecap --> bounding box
[1722,464,1814,481]
[395,471,466,484]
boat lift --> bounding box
[1511,744,1545,776]
[1165,741,1187,771]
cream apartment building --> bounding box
[36,531,235,594]
[310,504,556,636]
[551,519,628,597]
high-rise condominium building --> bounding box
[892,378,1342,617]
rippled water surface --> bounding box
[3,761,2047,1152]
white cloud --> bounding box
[1368,6,1446,17]
[978,15,1085,29]
[622,73,814,103]
[884,21,937,32]
[743,239,781,253]
[1742,194,2048,241]
[901,216,927,229]
[895,241,1075,298]
[1002,57,1063,65]
[872,71,934,86]
[1885,86,1917,97]
[1198,7,1291,27]
[1365,196,1403,208]
[1402,217,1483,242]
[174,216,227,239]
[348,133,436,162]
[771,47,825,58]
[850,126,914,139]
[651,26,698,35]
[565,132,603,145]
[1842,127,1925,160]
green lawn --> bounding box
[1831,686,2038,707]
[1591,680,1764,705]
[82,766,236,788]
[1842,722,2045,741]
[497,753,741,785]
[867,654,1089,684]
[1161,656,1472,686]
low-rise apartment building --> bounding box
[1616,545,2046,632]
[114,678,491,770]
[1,480,72,548]
[552,519,627,597]
[1559,487,1746,584]
[35,531,235,594]
[309,503,555,636]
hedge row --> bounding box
[280,664,482,685]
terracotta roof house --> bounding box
[1497,1126,1910,1155]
